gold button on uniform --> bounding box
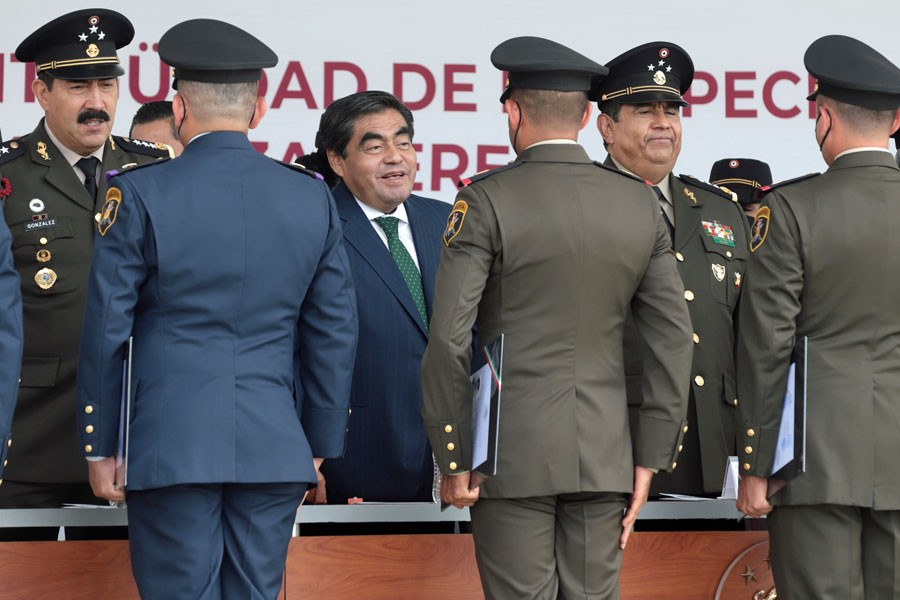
[747,428,755,437]
[444,425,453,433]
[85,445,93,453]
[85,405,94,414]
[6,439,10,448]
[677,444,683,452]
[684,290,695,301]
[671,462,677,469]
[95,213,102,223]
[85,425,94,434]
[683,425,689,433]
[675,252,684,262]
[745,446,753,454]
[694,375,705,387]
[726,250,733,258]
[446,442,455,451]
[39,237,48,245]
[733,398,739,406]
[692,333,700,344]
[744,463,751,471]
[449,462,457,471]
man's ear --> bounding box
[578,102,593,131]
[504,98,521,130]
[32,79,51,112]
[172,94,186,128]
[326,149,345,179]
[597,112,615,145]
[249,96,267,130]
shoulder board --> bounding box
[0,139,28,167]
[276,159,325,181]
[104,157,170,184]
[457,162,523,188]
[758,173,820,197]
[593,161,650,184]
[678,173,734,200]
[113,136,174,159]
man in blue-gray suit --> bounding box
[76,19,356,600]
[309,91,449,507]
[0,213,23,488]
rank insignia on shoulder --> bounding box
[750,206,770,252]
[98,187,121,236]
[701,220,735,247]
[457,162,522,188]
[443,200,468,246]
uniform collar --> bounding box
[609,155,673,203]
[43,120,104,167]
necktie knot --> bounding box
[76,156,101,201]
[374,215,399,238]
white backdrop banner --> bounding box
[3,0,898,202]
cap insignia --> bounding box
[86,44,99,58]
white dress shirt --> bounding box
[354,197,420,271]
[44,122,104,184]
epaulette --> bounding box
[113,135,174,159]
[276,159,325,181]
[758,173,820,197]
[104,157,171,184]
[678,173,734,201]
[0,140,28,167]
[593,161,651,184]
[457,162,523,188]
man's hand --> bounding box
[304,457,327,505]
[736,475,773,519]
[621,465,653,550]
[441,472,480,508]
[88,457,125,503]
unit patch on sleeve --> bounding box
[443,200,468,247]
[701,220,736,247]
[98,187,122,236]
[750,206,770,252]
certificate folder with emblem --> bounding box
[768,336,807,496]
[114,336,133,492]
[468,334,503,490]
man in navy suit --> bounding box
[0,214,23,488]
[76,19,356,599]
[308,91,450,507]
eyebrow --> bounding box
[358,127,411,146]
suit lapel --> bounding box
[406,197,442,322]
[672,173,703,251]
[30,122,94,212]
[333,182,428,337]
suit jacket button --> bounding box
[747,428,755,437]
[694,375,705,387]
[675,252,685,262]
[6,439,10,448]
[85,425,94,434]
[692,333,700,344]
[449,462,457,471]
[743,463,751,471]
[444,425,453,433]
[85,406,94,414]
[446,442,455,451]
[745,446,753,454]
[684,290,695,301]
[84,445,93,453]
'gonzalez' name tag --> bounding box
[25,219,57,231]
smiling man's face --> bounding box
[601,101,682,183]
[330,109,417,213]
[36,77,118,156]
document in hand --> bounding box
[768,336,807,496]
[114,336,133,491]
[468,334,503,490]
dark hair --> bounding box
[317,91,414,157]
[819,96,896,134]
[295,151,339,189]
[36,71,56,91]
[130,101,177,139]
[599,101,623,122]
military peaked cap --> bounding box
[590,41,693,107]
[709,158,773,205]
[805,35,900,110]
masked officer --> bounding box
[592,42,750,498]
[0,9,170,540]
[736,35,900,599]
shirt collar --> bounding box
[524,139,578,150]
[835,146,893,160]
[44,121,105,167]
[354,196,410,224]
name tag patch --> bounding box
[24,219,57,231]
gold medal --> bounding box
[35,268,57,290]
[36,249,51,263]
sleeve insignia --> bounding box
[443,200,468,247]
[98,187,122,236]
[749,206,770,252]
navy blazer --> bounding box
[322,181,449,503]
[76,132,357,491]
[0,217,23,478]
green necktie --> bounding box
[374,216,429,332]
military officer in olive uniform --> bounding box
[736,35,900,599]
[0,9,169,540]
[709,158,773,223]
[592,42,750,497]
[422,37,692,599]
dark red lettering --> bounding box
[393,64,435,110]
[0,54,4,103]
[501,70,509,113]
[682,71,717,117]
[10,55,36,103]
[258,71,269,98]
[250,141,269,154]
[809,75,818,118]
[412,143,423,191]
[324,62,367,107]
[477,145,509,172]
[271,61,317,109]
[431,144,468,190]
[128,44,169,104]
[281,142,306,163]
[762,71,801,119]
[724,71,757,118]
[444,64,476,112]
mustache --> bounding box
[77,110,110,124]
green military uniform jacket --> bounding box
[608,156,750,495]
[421,143,693,499]
[0,119,169,484]
[736,150,900,509]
